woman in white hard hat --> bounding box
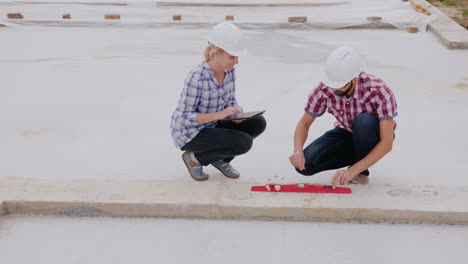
[170,22,266,181]
[289,46,397,188]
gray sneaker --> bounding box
[211,160,240,178]
[182,152,209,181]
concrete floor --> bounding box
[1,215,467,264]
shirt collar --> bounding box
[202,61,230,77]
[353,72,364,100]
[202,61,213,77]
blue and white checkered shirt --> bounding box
[170,62,242,148]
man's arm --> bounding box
[289,113,316,170]
[331,119,394,187]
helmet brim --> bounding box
[224,48,247,57]
[321,68,361,89]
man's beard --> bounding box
[334,81,353,96]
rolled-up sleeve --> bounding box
[304,83,327,117]
[375,85,398,121]
[176,73,202,127]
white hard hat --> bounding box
[208,22,247,56]
[322,46,364,88]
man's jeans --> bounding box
[296,113,381,176]
[181,115,267,166]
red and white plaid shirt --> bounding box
[305,72,398,131]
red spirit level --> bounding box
[251,184,352,194]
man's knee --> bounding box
[352,113,379,138]
[353,113,378,129]
[295,165,317,176]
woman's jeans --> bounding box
[181,115,267,166]
[296,113,382,176]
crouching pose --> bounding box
[170,22,266,181]
[289,47,397,187]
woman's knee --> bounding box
[248,115,267,138]
[255,115,267,133]
[230,132,253,155]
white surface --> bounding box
[0,26,467,186]
[0,215,467,264]
[0,0,432,30]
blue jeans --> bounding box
[296,113,381,177]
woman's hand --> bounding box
[218,107,242,120]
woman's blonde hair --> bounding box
[204,44,223,62]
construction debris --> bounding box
[407,27,419,33]
[157,1,350,6]
[288,16,307,22]
[408,0,431,16]
[7,13,24,19]
[367,16,382,22]
[104,14,120,19]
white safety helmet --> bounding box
[208,22,247,57]
[322,46,364,88]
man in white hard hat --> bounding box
[171,22,266,181]
[289,46,397,188]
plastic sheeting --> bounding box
[0,0,433,30]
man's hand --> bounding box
[331,169,356,188]
[289,151,305,171]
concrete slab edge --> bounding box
[0,202,5,216]
[1,177,468,225]
[428,24,468,48]
[2,200,468,225]
[415,0,468,49]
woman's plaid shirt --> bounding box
[171,62,241,148]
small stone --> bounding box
[173,15,182,21]
[7,13,23,19]
[104,14,120,20]
[288,16,307,23]
[367,16,382,22]
[225,15,234,21]
[63,14,71,19]
[407,27,418,33]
